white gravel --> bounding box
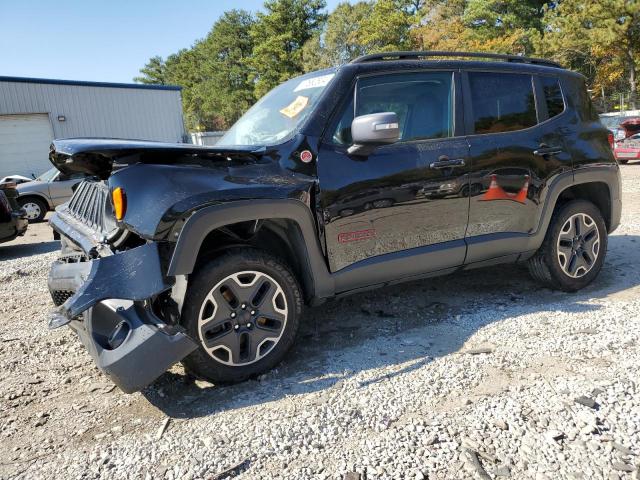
[1,167,640,480]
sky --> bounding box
[1,0,346,84]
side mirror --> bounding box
[348,112,400,156]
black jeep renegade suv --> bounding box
[47,51,621,393]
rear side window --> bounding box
[541,76,565,118]
[469,72,537,134]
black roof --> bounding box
[0,75,181,91]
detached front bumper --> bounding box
[48,241,197,393]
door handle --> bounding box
[429,157,466,169]
[533,145,563,157]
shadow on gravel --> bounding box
[0,240,59,260]
[143,234,640,419]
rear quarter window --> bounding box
[541,76,565,119]
[469,72,537,134]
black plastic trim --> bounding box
[333,239,466,293]
[168,199,335,298]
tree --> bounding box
[302,1,373,70]
[411,0,470,51]
[540,0,640,108]
[248,0,327,98]
[192,10,256,130]
[134,10,255,131]
[462,0,546,55]
[355,0,418,52]
[134,56,168,84]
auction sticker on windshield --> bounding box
[294,73,335,92]
[280,95,309,118]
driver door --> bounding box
[317,70,470,274]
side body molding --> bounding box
[167,199,335,299]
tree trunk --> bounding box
[628,48,637,110]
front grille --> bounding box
[66,181,111,233]
[51,290,74,306]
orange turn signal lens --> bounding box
[112,187,126,220]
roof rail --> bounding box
[350,51,563,69]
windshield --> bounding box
[36,167,59,182]
[217,70,336,147]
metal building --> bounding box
[0,76,185,178]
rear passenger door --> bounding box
[463,70,573,263]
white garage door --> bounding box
[0,114,54,179]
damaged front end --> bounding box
[47,175,197,393]
[48,241,196,393]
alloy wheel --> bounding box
[197,271,288,366]
[556,213,600,278]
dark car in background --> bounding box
[0,181,28,244]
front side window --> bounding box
[217,69,336,147]
[541,76,565,119]
[469,72,537,134]
[331,71,454,145]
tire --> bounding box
[527,200,607,292]
[181,248,302,383]
[18,197,47,222]
[619,159,629,164]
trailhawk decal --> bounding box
[338,228,376,243]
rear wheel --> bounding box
[18,197,47,222]
[528,200,607,292]
[181,248,302,383]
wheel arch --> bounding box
[523,166,620,254]
[168,200,334,302]
[18,193,52,210]
[555,181,612,231]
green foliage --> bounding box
[463,0,546,54]
[302,1,373,70]
[134,56,167,85]
[539,0,640,105]
[135,10,255,131]
[248,0,327,98]
[355,0,417,52]
[136,0,640,129]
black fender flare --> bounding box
[529,165,621,247]
[167,199,335,299]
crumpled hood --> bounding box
[49,138,266,180]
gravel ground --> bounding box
[1,167,640,480]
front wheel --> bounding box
[528,200,607,292]
[18,197,47,222]
[181,248,302,383]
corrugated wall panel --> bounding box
[0,80,185,142]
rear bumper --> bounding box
[47,241,197,393]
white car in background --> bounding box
[16,168,89,222]
[0,174,33,185]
